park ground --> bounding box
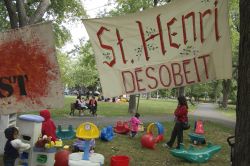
[0,97,236,166]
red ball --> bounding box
[54,150,70,166]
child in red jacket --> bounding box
[40,109,57,141]
[164,96,189,149]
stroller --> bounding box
[227,136,235,165]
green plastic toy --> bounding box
[188,133,206,144]
[56,125,75,140]
[37,154,47,164]
[170,143,221,163]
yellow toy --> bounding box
[63,145,70,150]
[44,140,55,149]
[146,122,164,143]
[76,122,100,160]
[54,140,63,148]
[76,122,99,140]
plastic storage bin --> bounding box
[110,155,129,166]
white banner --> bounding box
[83,0,232,97]
[0,22,64,114]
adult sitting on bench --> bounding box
[89,96,97,116]
[70,95,88,116]
[79,97,89,110]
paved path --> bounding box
[54,114,174,128]
[55,103,236,128]
[190,103,235,128]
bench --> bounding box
[70,102,98,116]
[69,103,89,116]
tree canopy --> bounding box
[0,0,240,104]
[0,0,86,48]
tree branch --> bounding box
[29,0,51,24]
[16,0,28,27]
[3,0,18,28]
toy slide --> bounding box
[56,125,75,140]
[170,143,221,163]
[141,122,164,149]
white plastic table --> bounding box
[69,152,104,166]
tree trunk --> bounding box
[128,95,136,114]
[4,0,51,29]
[128,0,160,114]
[4,0,18,28]
[146,92,151,100]
[222,79,231,108]
[213,81,220,103]
[153,0,158,6]
[178,87,185,97]
[234,1,250,165]
[16,0,28,27]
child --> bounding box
[3,127,30,166]
[129,113,142,138]
[39,109,57,141]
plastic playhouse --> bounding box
[33,130,63,166]
[113,121,130,134]
[17,114,59,166]
[188,120,206,144]
[141,122,164,149]
[100,125,114,141]
[13,114,67,166]
[69,122,105,166]
[33,146,57,166]
[170,143,221,163]
[56,125,75,140]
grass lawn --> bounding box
[216,104,236,119]
[0,97,232,166]
[36,96,196,119]
[61,120,233,166]
[0,121,233,166]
